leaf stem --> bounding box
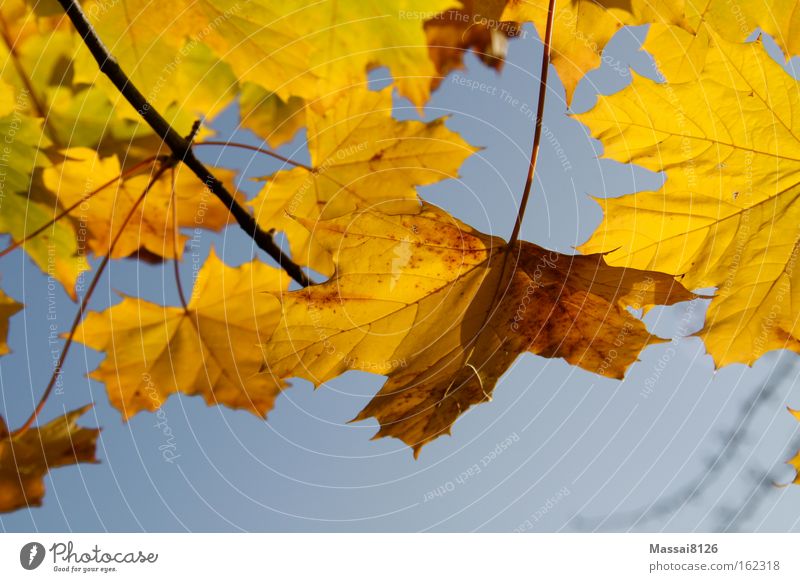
[195,139,357,197]
[55,0,312,288]
[11,163,171,436]
[193,141,312,171]
[169,166,189,311]
[508,0,557,248]
[460,0,559,401]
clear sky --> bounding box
[2,23,800,532]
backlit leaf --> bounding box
[250,87,476,275]
[578,34,800,366]
[0,405,99,513]
[43,148,239,260]
[73,249,289,419]
[262,203,694,454]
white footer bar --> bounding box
[1,533,797,580]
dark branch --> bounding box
[56,0,312,287]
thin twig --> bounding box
[169,165,189,311]
[194,141,312,171]
[508,0,557,248]
[55,0,312,287]
[457,0,558,406]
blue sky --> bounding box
[2,23,800,532]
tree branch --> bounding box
[56,0,312,287]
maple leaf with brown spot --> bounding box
[262,204,694,455]
[251,87,476,276]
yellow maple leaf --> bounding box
[643,0,800,83]
[577,33,800,367]
[73,249,289,420]
[290,0,457,108]
[262,203,693,455]
[0,405,100,513]
[0,286,22,356]
[43,148,238,260]
[0,105,91,298]
[250,87,476,275]
[238,83,306,149]
[501,0,685,104]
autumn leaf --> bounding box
[0,20,85,293]
[79,0,457,113]
[501,0,687,104]
[250,87,476,275]
[0,1,185,296]
[425,0,518,86]
[238,83,306,149]
[74,0,240,126]
[0,405,100,513]
[578,33,800,367]
[643,0,800,83]
[262,203,694,454]
[43,148,239,260]
[289,0,457,108]
[0,107,90,298]
[0,286,22,356]
[73,249,289,420]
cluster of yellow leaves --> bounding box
[78,0,459,147]
[0,0,239,298]
[73,130,694,455]
[65,0,700,456]
[7,0,800,510]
